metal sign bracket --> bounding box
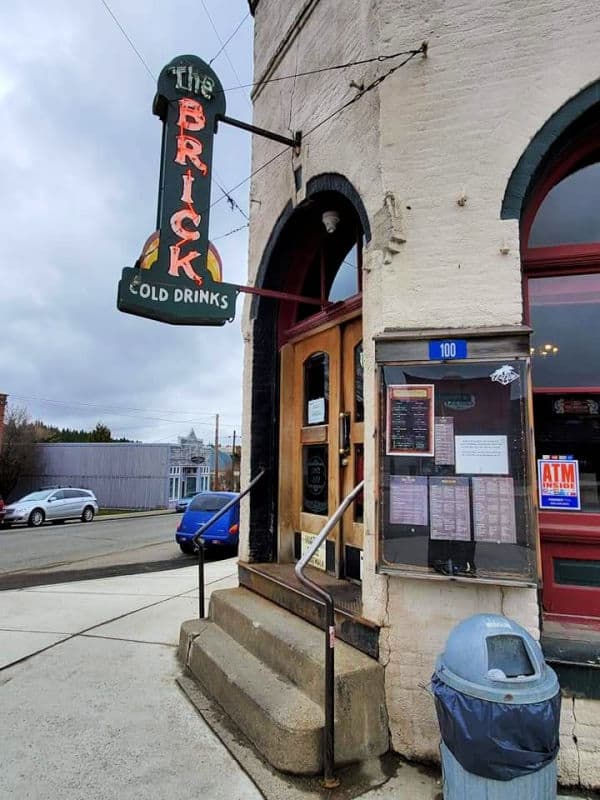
[216,114,301,153]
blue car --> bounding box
[175,491,239,555]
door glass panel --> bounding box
[354,444,364,522]
[529,163,600,247]
[304,352,329,425]
[354,341,364,422]
[302,445,328,515]
[529,274,600,387]
[328,243,359,302]
[554,558,600,587]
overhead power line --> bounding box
[212,222,249,241]
[98,0,156,81]
[210,12,250,65]
[97,0,421,222]
[213,177,249,220]
[96,1,422,250]
[98,0,251,222]
[200,0,245,88]
[8,394,240,426]
[304,48,423,139]
[218,47,424,94]
[205,45,426,216]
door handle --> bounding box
[339,412,351,465]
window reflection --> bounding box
[529,274,600,387]
[354,341,364,422]
[354,444,364,522]
[529,163,600,247]
[328,244,359,302]
[529,274,600,513]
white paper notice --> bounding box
[455,435,509,475]
[389,476,429,527]
[307,398,325,425]
[472,476,517,543]
[434,417,455,465]
[301,532,326,571]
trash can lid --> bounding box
[435,614,559,704]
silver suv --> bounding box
[3,488,99,527]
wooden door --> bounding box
[278,317,364,578]
[340,318,364,580]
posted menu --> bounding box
[386,385,434,456]
[472,476,517,543]
[429,476,471,541]
[389,476,429,527]
[434,416,455,465]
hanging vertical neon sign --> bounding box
[117,55,238,325]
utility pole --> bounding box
[0,393,7,453]
[231,429,236,491]
[214,413,220,491]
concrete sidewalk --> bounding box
[0,564,588,800]
[0,559,261,800]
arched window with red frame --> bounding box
[522,121,600,621]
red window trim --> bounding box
[533,386,600,394]
[521,123,600,622]
[541,512,600,545]
[280,294,362,346]
[521,121,600,258]
[524,244,600,271]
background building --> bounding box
[12,430,232,509]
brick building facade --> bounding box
[201,1,600,788]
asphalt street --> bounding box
[0,514,201,590]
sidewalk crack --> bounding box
[0,583,201,672]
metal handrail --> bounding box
[193,468,266,619]
[294,480,365,789]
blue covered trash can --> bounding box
[432,614,560,799]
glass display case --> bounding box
[376,328,538,586]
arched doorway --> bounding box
[247,174,369,583]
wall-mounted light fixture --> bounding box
[322,210,340,234]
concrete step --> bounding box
[180,618,324,774]
[210,587,381,707]
[238,561,380,658]
[179,587,389,774]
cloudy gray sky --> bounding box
[0,0,253,446]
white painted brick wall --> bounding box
[244,0,600,787]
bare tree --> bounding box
[0,407,39,499]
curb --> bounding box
[96,509,179,522]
